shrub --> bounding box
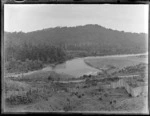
[5,59,44,73]
[104,93,108,97]
[99,97,102,101]
[5,88,39,105]
[113,100,116,104]
[6,94,33,105]
[63,98,74,111]
[110,101,112,104]
[63,105,73,112]
[99,88,103,92]
[78,95,81,98]
[48,75,54,82]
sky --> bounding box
[4,4,149,33]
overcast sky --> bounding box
[4,4,148,33]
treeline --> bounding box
[5,24,147,58]
[5,43,67,73]
[5,59,43,73]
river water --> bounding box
[42,52,148,78]
[42,57,100,77]
[5,53,148,78]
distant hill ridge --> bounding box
[4,24,148,55]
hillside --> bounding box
[4,24,148,56]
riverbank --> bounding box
[4,53,148,113]
[84,54,148,74]
[5,53,148,79]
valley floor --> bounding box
[3,54,148,114]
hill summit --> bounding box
[5,24,147,56]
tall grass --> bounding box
[4,79,52,106]
[5,89,38,105]
[5,59,43,74]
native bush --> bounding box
[5,89,38,105]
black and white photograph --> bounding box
[2,2,149,113]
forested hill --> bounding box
[5,24,147,56]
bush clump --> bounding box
[5,89,38,105]
[5,58,43,73]
[6,95,33,105]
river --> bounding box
[5,53,148,78]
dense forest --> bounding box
[4,24,148,73]
[5,43,67,73]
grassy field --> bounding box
[3,72,148,113]
[84,55,148,72]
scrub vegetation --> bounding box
[3,25,148,113]
[4,55,148,112]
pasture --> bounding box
[84,55,148,71]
